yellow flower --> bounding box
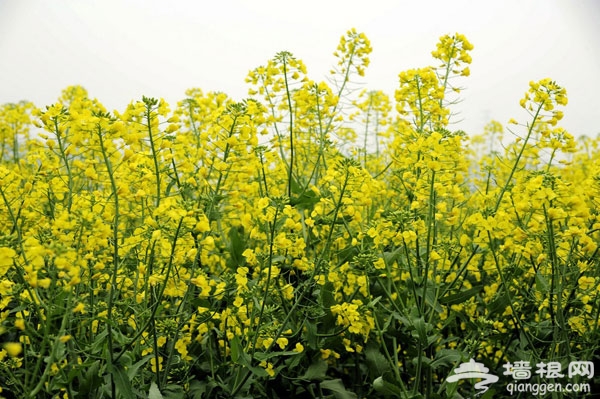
[233,296,243,307]
[257,197,270,210]
[578,276,596,291]
[373,258,386,270]
[320,348,340,360]
[429,250,442,261]
[59,335,72,343]
[175,336,193,361]
[262,337,273,350]
[276,337,288,350]
[14,318,25,331]
[3,342,22,357]
[259,360,275,377]
[194,216,211,233]
[0,247,16,276]
[150,356,163,372]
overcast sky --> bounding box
[1,0,599,138]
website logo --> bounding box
[447,358,594,396]
[446,358,499,394]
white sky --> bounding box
[1,0,599,137]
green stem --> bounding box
[232,167,350,397]
[493,101,544,213]
[28,295,73,398]
[415,76,426,133]
[258,149,269,198]
[437,42,456,126]
[543,204,568,356]
[363,95,372,167]
[97,122,120,398]
[250,206,280,357]
[297,43,357,196]
[146,105,161,208]
[421,170,437,317]
[12,122,20,164]
[53,118,73,210]
[282,58,295,198]
[486,230,539,358]
[261,75,289,169]
[114,218,184,363]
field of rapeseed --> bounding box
[1,30,599,398]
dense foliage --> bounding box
[1,30,599,398]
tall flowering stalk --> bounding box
[0,32,598,399]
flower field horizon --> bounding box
[1,30,600,398]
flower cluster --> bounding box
[1,30,599,398]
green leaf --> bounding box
[320,379,358,399]
[365,346,391,377]
[253,350,302,361]
[481,387,499,399]
[165,178,177,196]
[413,316,428,344]
[290,177,320,210]
[535,271,549,294]
[231,343,268,378]
[188,380,208,399]
[301,359,328,381]
[148,381,164,399]
[487,292,510,315]
[230,335,242,363]
[367,296,382,308]
[126,354,153,381]
[439,285,483,306]
[78,360,103,396]
[90,327,109,355]
[319,281,336,309]
[286,349,304,369]
[373,372,406,397]
[110,365,135,399]
[383,248,402,265]
[430,349,465,369]
[424,287,443,313]
[227,226,246,269]
[305,320,319,350]
[164,384,185,399]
